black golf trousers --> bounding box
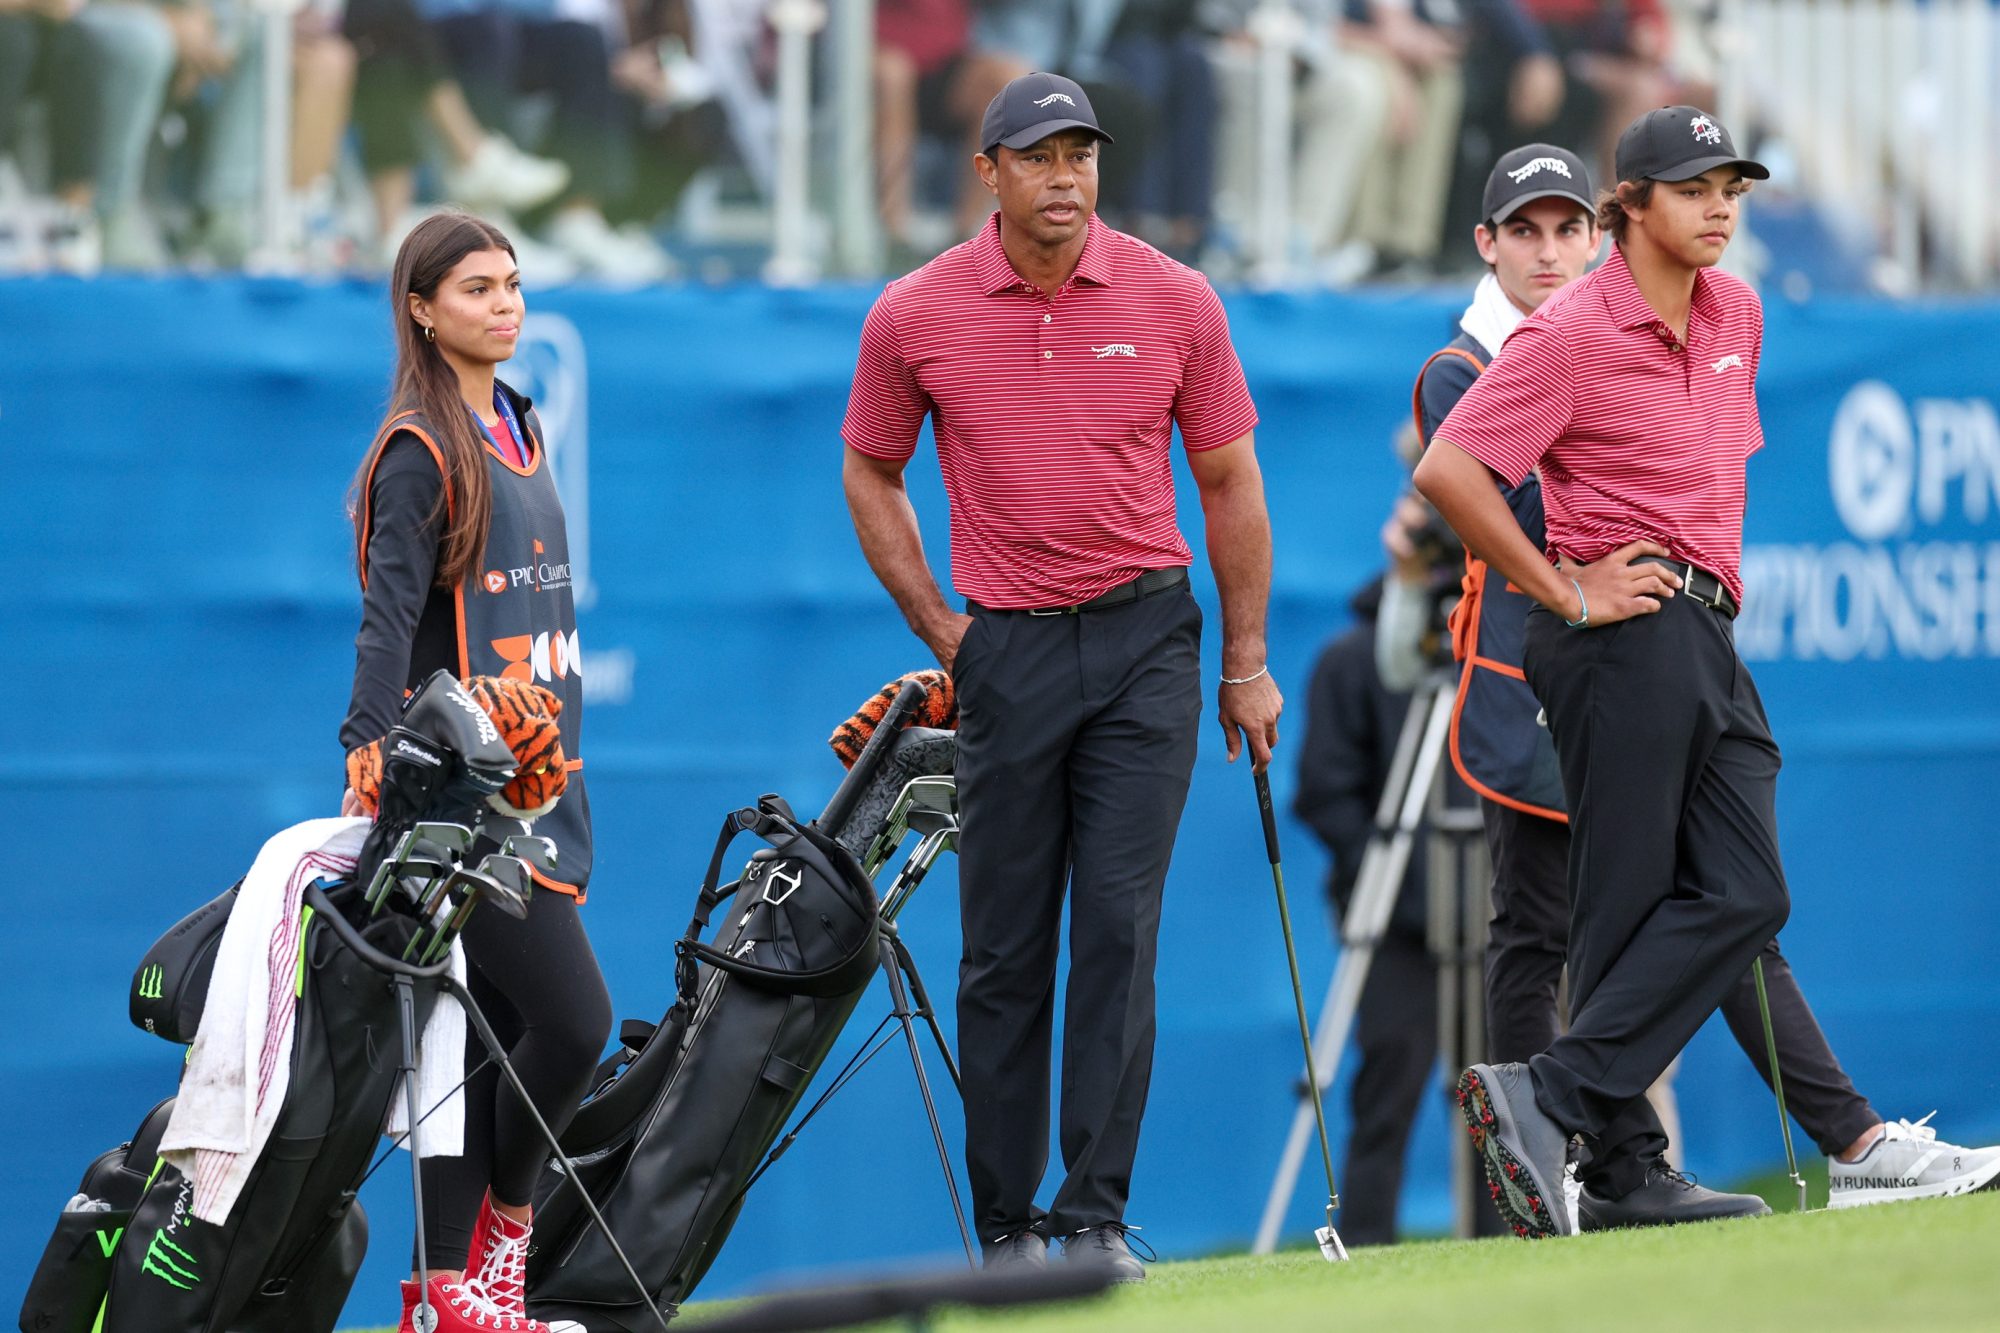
[1483,802,1879,1194]
[952,583,1201,1241]
[1518,590,1792,1149]
[417,885,611,1266]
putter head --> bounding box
[474,854,534,918]
[1315,1225,1349,1263]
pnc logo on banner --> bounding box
[491,629,585,685]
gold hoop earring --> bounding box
[423,325,436,343]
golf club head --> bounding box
[407,822,474,857]
[474,854,534,917]
[900,775,958,834]
[1315,1225,1349,1263]
[498,834,559,875]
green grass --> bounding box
[350,1192,1997,1331]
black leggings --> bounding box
[418,885,611,1266]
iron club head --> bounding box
[498,834,558,875]
[473,854,534,918]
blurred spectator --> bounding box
[1083,0,1222,263]
[0,0,174,273]
[1513,0,1672,180]
[875,0,1025,259]
[1208,1,1388,271]
[424,0,673,281]
[1339,1,1466,277]
[165,1,359,268]
[603,0,729,235]
[345,0,571,265]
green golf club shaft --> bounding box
[1752,955,1807,1210]
[1256,770,1342,1221]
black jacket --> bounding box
[1292,578,1430,942]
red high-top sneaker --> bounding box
[398,1271,550,1333]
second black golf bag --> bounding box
[525,795,880,1330]
[525,678,953,1331]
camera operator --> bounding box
[1293,483,1502,1245]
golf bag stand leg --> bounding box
[441,977,676,1333]
[877,922,977,1264]
[1251,670,1457,1255]
[1425,776,1491,1239]
[886,927,961,1093]
[396,972,437,1330]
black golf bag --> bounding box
[20,671,523,1333]
[526,794,882,1330]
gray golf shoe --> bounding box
[981,1229,1048,1272]
[1458,1062,1578,1239]
[1060,1224,1150,1283]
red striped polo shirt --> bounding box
[842,213,1259,609]
[1435,244,1765,604]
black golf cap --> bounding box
[1614,105,1769,183]
[1482,144,1594,224]
[980,72,1114,156]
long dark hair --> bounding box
[352,211,517,590]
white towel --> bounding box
[1458,272,1529,361]
[385,942,468,1159]
[162,817,366,1223]
[161,817,468,1224]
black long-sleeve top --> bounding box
[339,433,464,757]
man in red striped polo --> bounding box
[841,72,1280,1279]
[1414,106,1790,1239]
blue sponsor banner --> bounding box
[2,276,1993,1326]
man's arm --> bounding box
[842,445,971,669]
[1413,438,1680,626]
[1186,432,1282,771]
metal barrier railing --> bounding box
[228,0,1991,288]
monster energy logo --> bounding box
[137,965,164,1002]
[141,1229,200,1290]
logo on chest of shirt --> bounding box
[1092,343,1139,359]
[483,538,573,595]
[1711,353,1745,374]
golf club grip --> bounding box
[816,678,927,838]
[1254,770,1281,865]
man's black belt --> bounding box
[1637,556,1737,619]
[969,566,1190,617]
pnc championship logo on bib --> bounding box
[491,629,584,685]
[483,570,508,594]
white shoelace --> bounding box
[1884,1111,1939,1144]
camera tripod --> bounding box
[1253,664,1491,1251]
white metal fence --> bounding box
[1722,0,1996,289]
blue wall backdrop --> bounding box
[3,275,1996,1328]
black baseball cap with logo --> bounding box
[1614,106,1769,183]
[1482,144,1594,225]
[980,72,1114,157]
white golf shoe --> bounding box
[1827,1113,2000,1208]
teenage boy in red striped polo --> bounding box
[841,72,1280,1280]
[1413,106,1789,1239]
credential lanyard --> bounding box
[474,386,528,465]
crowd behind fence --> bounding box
[0,0,1992,290]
